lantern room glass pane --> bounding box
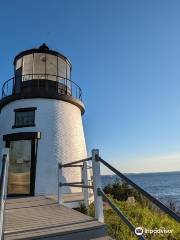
[66,64,71,79]
[58,57,66,79]
[33,53,46,79]
[16,58,23,70]
[46,54,57,81]
[22,54,33,81]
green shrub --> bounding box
[103,180,144,203]
[87,180,180,239]
[88,198,180,240]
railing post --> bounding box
[92,149,104,223]
[58,163,63,205]
[0,148,9,240]
[82,161,89,208]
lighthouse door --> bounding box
[7,140,36,196]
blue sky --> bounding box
[0,0,180,173]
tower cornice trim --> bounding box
[0,93,85,115]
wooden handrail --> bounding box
[0,149,9,240]
[98,156,180,223]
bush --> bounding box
[103,179,144,203]
[88,197,180,240]
[88,180,180,239]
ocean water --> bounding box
[101,171,180,209]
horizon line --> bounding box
[101,170,180,176]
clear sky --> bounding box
[0,0,180,173]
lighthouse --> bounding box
[0,44,87,197]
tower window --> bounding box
[13,107,37,128]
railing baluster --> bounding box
[0,148,9,240]
[82,161,89,208]
[92,149,104,223]
[58,162,63,205]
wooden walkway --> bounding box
[4,196,110,240]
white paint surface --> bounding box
[0,98,87,195]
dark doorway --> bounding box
[3,132,40,197]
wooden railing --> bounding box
[58,149,180,240]
[0,149,9,240]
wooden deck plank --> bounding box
[5,222,106,240]
[5,206,92,230]
[6,193,85,209]
[4,196,107,240]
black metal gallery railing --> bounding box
[1,74,82,101]
[57,150,180,240]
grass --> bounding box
[76,180,180,239]
[88,197,180,240]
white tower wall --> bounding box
[0,98,87,195]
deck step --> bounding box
[4,196,108,240]
[91,237,113,240]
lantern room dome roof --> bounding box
[13,43,71,66]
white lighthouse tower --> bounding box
[0,44,87,197]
